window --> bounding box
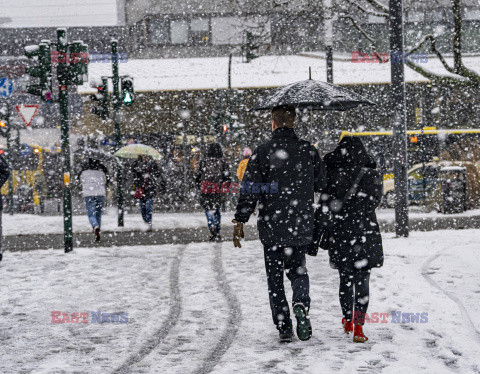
[430,10,444,22]
[170,19,188,44]
[150,18,169,45]
[464,9,480,20]
[368,15,386,24]
[211,17,244,45]
[211,16,270,45]
[407,12,424,23]
[191,18,209,44]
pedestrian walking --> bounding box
[195,143,230,241]
[132,155,163,231]
[316,137,384,343]
[79,158,110,242]
[236,147,252,181]
[232,105,326,342]
[0,154,10,262]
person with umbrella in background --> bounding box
[132,155,164,231]
[195,142,230,241]
[115,144,165,231]
[233,105,326,342]
[315,137,384,343]
[0,153,10,261]
[78,158,110,242]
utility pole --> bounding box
[324,0,335,154]
[0,102,13,214]
[389,0,409,237]
[24,29,87,252]
[57,28,73,252]
[111,39,124,227]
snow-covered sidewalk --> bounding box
[2,209,236,236]
[1,230,480,373]
[4,208,480,237]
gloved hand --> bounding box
[232,219,244,248]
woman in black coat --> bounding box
[195,143,230,241]
[320,137,384,343]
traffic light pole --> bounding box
[389,0,409,237]
[111,40,124,227]
[57,28,73,252]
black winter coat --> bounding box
[234,127,326,247]
[0,155,10,211]
[195,157,230,210]
[318,137,384,270]
[132,159,164,199]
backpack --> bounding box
[202,157,224,183]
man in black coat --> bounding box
[0,154,11,261]
[232,105,326,342]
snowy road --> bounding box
[1,230,480,373]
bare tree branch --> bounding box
[343,0,480,85]
[363,0,389,13]
[342,15,387,63]
[406,34,480,83]
[345,0,388,17]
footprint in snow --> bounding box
[380,351,397,362]
[400,324,415,331]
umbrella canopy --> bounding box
[114,144,163,160]
[250,79,374,111]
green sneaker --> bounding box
[293,304,312,341]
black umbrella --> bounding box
[250,79,374,111]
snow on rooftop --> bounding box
[0,0,118,28]
[78,54,480,94]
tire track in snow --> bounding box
[421,250,480,345]
[194,242,242,374]
[113,245,185,374]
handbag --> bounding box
[133,169,150,199]
[308,168,368,256]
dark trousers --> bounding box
[204,208,221,234]
[338,267,371,325]
[139,198,153,224]
[84,196,105,229]
[263,245,310,333]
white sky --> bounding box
[0,0,119,28]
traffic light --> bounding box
[121,76,134,106]
[68,41,88,85]
[90,77,109,120]
[0,107,7,138]
[24,40,52,101]
[244,32,259,63]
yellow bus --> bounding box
[339,127,480,177]
[0,144,62,211]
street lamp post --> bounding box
[389,0,409,237]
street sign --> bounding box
[15,104,40,127]
[0,78,13,97]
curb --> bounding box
[3,215,480,252]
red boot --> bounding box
[353,324,368,343]
[342,318,353,334]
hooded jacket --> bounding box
[317,137,384,270]
[195,143,230,210]
[78,159,110,197]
